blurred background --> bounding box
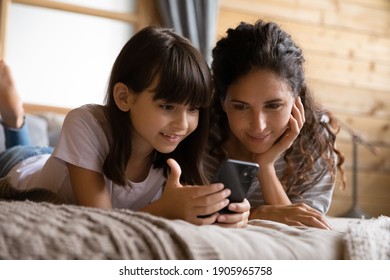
[0,0,389,217]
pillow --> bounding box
[0,114,49,152]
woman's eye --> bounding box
[160,104,175,111]
[232,103,248,111]
[266,103,282,110]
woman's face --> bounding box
[222,69,295,155]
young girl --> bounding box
[205,20,345,229]
[0,26,249,227]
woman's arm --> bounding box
[249,203,332,230]
[254,97,305,205]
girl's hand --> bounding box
[143,158,231,225]
[254,97,305,166]
[215,199,250,228]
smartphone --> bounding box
[213,159,259,214]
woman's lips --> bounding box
[247,132,271,142]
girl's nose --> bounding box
[172,111,189,130]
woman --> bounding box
[206,20,345,229]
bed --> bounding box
[0,107,389,260]
[0,177,389,260]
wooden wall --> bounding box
[216,0,390,217]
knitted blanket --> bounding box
[1,176,388,260]
[343,216,390,260]
[0,200,346,260]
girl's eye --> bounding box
[232,103,248,111]
[160,104,175,111]
[188,106,200,113]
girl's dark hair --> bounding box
[103,26,212,186]
[209,20,345,193]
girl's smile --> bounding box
[160,132,186,144]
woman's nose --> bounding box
[252,112,267,131]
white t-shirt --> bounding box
[7,104,165,210]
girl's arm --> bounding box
[149,158,251,227]
[141,158,242,226]
[67,163,112,209]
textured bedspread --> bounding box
[0,175,389,260]
[0,200,346,260]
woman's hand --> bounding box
[249,203,332,230]
[142,158,231,225]
[254,97,305,166]
[251,98,305,206]
[215,198,250,228]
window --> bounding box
[0,0,158,109]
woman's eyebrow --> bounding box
[264,98,284,104]
[230,99,249,104]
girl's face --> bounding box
[222,70,295,156]
[129,85,200,155]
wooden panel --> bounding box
[219,0,390,36]
[323,1,390,36]
[305,53,390,92]
[328,197,390,217]
[336,141,390,172]
[24,103,70,115]
[218,10,390,65]
[334,171,390,198]
[333,113,390,145]
[219,0,322,26]
[0,0,11,58]
[282,22,390,65]
[309,81,390,119]
[12,0,138,23]
[344,0,390,10]
[330,169,390,217]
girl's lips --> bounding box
[161,132,185,143]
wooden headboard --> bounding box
[24,103,71,115]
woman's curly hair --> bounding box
[209,20,346,193]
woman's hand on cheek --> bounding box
[254,97,305,166]
[215,199,250,228]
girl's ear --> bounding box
[113,82,133,112]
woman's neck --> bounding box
[224,135,253,162]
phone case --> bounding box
[213,159,259,214]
